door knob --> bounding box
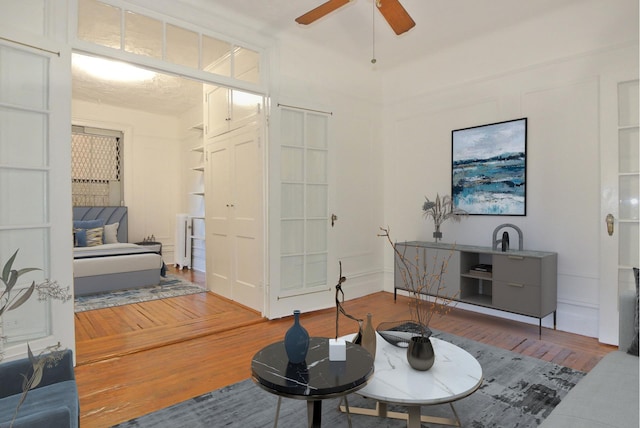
[331,214,338,227]
[606,213,614,236]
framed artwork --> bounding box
[451,118,527,215]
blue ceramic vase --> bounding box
[284,310,310,364]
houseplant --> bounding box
[379,227,457,370]
[422,194,468,242]
[1,249,71,424]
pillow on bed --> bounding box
[73,219,105,230]
[74,228,87,247]
[104,222,119,244]
[85,227,104,247]
[74,227,103,247]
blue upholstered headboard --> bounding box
[73,206,128,243]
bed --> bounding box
[73,206,164,296]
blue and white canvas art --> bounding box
[452,118,527,215]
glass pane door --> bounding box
[617,80,639,293]
[0,44,53,346]
[280,108,329,295]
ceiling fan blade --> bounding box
[295,0,351,25]
[377,0,416,35]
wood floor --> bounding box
[74,266,616,427]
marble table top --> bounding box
[342,333,483,405]
[251,337,374,400]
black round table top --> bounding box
[251,337,374,399]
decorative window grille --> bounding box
[71,126,123,206]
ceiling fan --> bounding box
[295,0,416,35]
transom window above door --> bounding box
[76,0,262,87]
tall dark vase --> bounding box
[284,310,310,364]
[407,336,435,371]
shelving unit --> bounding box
[394,241,557,337]
[190,216,205,241]
[186,138,205,271]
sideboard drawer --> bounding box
[493,254,541,286]
[493,281,541,316]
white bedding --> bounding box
[73,243,162,278]
[74,242,156,257]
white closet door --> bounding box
[204,85,229,138]
[206,139,232,298]
[205,125,264,312]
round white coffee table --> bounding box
[340,333,483,428]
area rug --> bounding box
[113,330,586,427]
[74,274,206,312]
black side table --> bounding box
[134,241,162,255]
[251,337,374,427]
[134,241,166,277]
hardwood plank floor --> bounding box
[74,266,616,427]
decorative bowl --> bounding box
[376,320,431,348]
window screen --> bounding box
[71,126,123,206]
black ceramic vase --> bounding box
[284,310,309,364]
[407,336,435,371]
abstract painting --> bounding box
[451,118,527,215]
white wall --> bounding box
[72,99,183,263]
[379,0,639,339]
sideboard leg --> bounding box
[539,319,542,339]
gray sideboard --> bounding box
[394,241,558,337]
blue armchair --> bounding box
[0,350,78,428]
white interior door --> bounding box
[599,75,639,345]
[206,139,232,298]
[270,107,335,318]
[0,38,74,358]
[205,125,264,312]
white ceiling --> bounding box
[72,58,203,117]
[73,0,584,117]
[205,0,583,65]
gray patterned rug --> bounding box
[113,330,586,427]
[74,274,206,312]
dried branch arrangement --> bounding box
[379,227,458,335]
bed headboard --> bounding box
[73,206,128,243]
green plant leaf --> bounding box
[16,268,40,277]
[27,343,35,363]
[2,249,19,282]
[29,364,44,390]
[6,270,17,291]
[7,282,35,311]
